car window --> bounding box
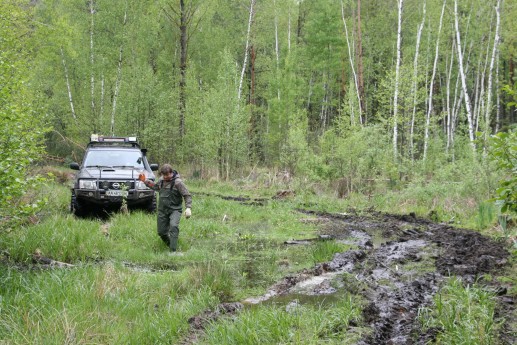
[84,150,145,168]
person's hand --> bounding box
[138,173,146,182]
[185,208,192,218]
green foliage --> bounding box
[488,130,517,214]
[314,125,394,191]
[0,1,49,227]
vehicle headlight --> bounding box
[135,181,149,190]
[79,180,97,189]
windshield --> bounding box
[83,150,145,168]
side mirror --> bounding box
[70,162,80,170]
[150,164,159,171]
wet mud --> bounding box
[187,209,515,344]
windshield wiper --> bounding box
[86,165,113,168]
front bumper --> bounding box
[74,188,155,206]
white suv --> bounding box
[69,135,158,216]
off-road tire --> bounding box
[71,192,86,217]
[146,193,157,213]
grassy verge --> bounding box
[1,171,515,344]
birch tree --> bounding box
[341,0,362,125]
[423,0,445,161]
[60,46,77,122]
[238,0,256,101]
[454,0,475,150]
[356,0,365,119]
[410,0,426,161]
[110,6,127,136]
[484,0,501,142]
[392,0,403,159]
[89,0,96,127]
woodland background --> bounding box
[1,0,517,222]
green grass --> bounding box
[311,241,352,264]
[200,295,364,344]
[0,174,515,344]
[0,264,215,344]
[419,278,500,345]
[0,180,329,343]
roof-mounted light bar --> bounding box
[90,134,138,144]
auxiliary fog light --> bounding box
[88,192,94,197]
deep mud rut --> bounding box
[186,209,516,344]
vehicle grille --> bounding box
[99,181,135,190]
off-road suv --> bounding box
[69,135,158,216]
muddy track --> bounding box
[186,209,515,344]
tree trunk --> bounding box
[111,7,127,137]
[341,0,362,125]
[423,0,445,161]
[90,0,96,130]
[495,50,501,133]
[163,1,199,140]
[356,0,365,120]
[238,0,256,101]
[288,4,291,53]
[454,0,475,151]
[100,75,105,127]
[410,0,426,161]
[446,40,455,154]
[179,0,188,139]
[60,47,77,121]
[484,0,501,141]
[392,0,403,160]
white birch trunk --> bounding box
[392,0,403,159]
[473,57,482,132]
[288,5,291,53]
[454,0,475,150]
[90,0,95,119]
[237,0,255,101]
[60,47,77,121]
[274,0,279,65]
[100,75,105,126]
[110,7,127,136]
[484,0,501,140]
[446,40,455,153]
[341,0,362,125]
[423,0,445,161]
[495,49,501,133]
[410,0,426,160]
[274,0,280,100]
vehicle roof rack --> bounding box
[88,134,140,148]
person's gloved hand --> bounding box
[185,208,192,218]
[138,173,146,182]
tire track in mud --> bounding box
[278,210,512,344]
[185,209,514,344]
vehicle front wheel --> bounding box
[145,194,157,213]
[71,192,86,217]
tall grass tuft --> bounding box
[476,202,495,230]
[311,240,350,264]
[200,295,363,344]
[419,278,499,344]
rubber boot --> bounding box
[159,234,170,247]
[169,234,178,252]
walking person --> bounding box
[139,164,192,254]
